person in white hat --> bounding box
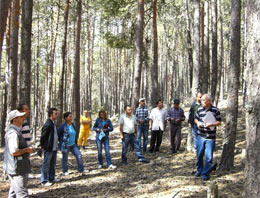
[3,110,34,198]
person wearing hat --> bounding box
[3,110,34,197]
[135,98,149,152]
[166,99,185,154]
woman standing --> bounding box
[93,110,116,169]
[58,112,89,175]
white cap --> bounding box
[8,110,26,122]
[139,98,146,102]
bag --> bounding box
[98,131,106,140]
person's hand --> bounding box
[140,120,144,124]
[206,123,213,128]
[170,117,174,121]
[120,134,124,140]
[149,126,152,131]
[197,122,204,128]
[96,128,100,132]
[27,147,34,153]
[176,119,181,123]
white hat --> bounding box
[139,98,146,102]
[8,110,26,122]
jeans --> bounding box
[149,129,163,152]
[40,150,57,183]
[96,133,112,167]
[196,135,215,179]
[121,133,145,164]
[169,124,181,152]
[62,144,84,173]
[8,174,28,198]
[192,125,198,150]
[137,125,149,152]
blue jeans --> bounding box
[62,144,84,173]
[40,150,57,183]
[122,133,145,164]
[192,125,198,149]
[96,133,112,167]
[196,135,215,180]
[137,125,149,152]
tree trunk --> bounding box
[201,0,209,93]
[131,0,144,109]
[0,0,12,69]
[9,0,20,110]
[57,0,69,125]
[211,0,218,102]
[150,0,159,105]
[19,0,33,108]
[192,0,201,96]
[219,0,240,171]
[73,0,81,139]
[244,1,260,197]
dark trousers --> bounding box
[170,124,182,152]
[149,129,163,152]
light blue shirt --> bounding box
[67,124,76,146]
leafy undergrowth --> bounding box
[0,105,245,198]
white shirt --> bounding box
[149,107,167,131]
[119,114,136,134]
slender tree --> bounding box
[19,0,33,108]
[244,0,260,196]
[219,0,241,171]
[74,0,82,138]
[132,0,144,109]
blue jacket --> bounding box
[93,118,113,133]
[58,122,77,152]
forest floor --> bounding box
[0,100,246,198]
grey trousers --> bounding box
[8,174,29,198]
[170,124,182,152]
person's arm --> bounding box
[206,121,221,128]
[106,120,113,132]
[40,122,51,147]
[181,109,185,121]
[12,147,33,156]
[149,119,153,130]
[120,124,124,139]
[144,108,150,122]
[92,119,100,132]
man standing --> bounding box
[77,110,91,149]
[17,104,31,146]
[195,94,221,181]
[4,110,33,197]
[149,100,167,153]
[135,98,149,152]
[188,92,202,150]
[167,99,185,153]
[40,108,59,186]
[119,105,149,165]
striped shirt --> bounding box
[21,121,31,146]
[195,105,221,140]
[135,106,149,125]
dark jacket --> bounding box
[58,122,77,152]
[188,101,201,126]
[40,119,57,151]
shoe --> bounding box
[64,172,69,176]
[122,162,127,166]
[41,182,53,187]
[80,169,89,174]
[51,178,60,182]
[195,173,201,177]
[98,164,102,169]
[139,158,150,163]
[108,164,117,169]
[202,177,210,181]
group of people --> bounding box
[3,93,221,197]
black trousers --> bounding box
[149,129,163,152]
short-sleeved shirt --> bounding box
[195,105,221,140]
[80,116,91,130]
[119,114,136,134]
[149,108,167,131]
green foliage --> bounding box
[104,31,134,49]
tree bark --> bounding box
[19,0,33,108]
[211,0,218,102]
[0,0,12,69]
[150,0,159,105]
[192,0,201,96]
[244,1,260,197]
[58,0,69,125]
[219,0,240,171]
[73,0,81,139]
[131,0,144,109]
